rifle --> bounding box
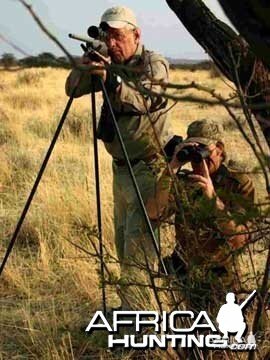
[68,33,109,64]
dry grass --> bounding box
[0,67,268,359]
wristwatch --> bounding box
[105,71,122,91]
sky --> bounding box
[0,0,233,60]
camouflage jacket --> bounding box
[148,163,255,272]
[65,44,172,160]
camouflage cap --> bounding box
[100,6,138,30]
[185,119,224,146]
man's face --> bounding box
[191,143,223,175]
[104,26,141,64]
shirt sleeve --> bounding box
[65,68,102,98]
[214,172,256,237]
[115,55,169,114]
[145,167,178,220]
[237,174,255,203]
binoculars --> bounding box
[177,144,210,164]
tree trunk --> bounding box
[166,0,270,146]
[218,0,270,68]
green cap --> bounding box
[100,6,138,29]
[185,119,224,146]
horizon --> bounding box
[0,0,233,60]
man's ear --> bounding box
[134,28,141,43]
[216,141,225,160]
[216,142,223,152]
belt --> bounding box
[113,153,159,167]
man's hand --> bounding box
[169,142,197,174]
[189,159,216,199]
[189,160,225,210]
[80,54,107,82]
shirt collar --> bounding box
[125,43,144,66]
[212,164,228,184]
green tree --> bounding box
[1,53,17,68]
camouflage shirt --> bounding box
[148,163,255,272]
[65,44,172,160]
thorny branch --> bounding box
[4,2,270,358]
[116,71,270,197]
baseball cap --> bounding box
[184,119,224,146]
[100,6,138,30]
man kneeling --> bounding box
[146,119,256,312]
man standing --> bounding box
[66,6,172,309]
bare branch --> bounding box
[17,0,77,68]
[0,32,30,57]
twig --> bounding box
[17,0,77,68]
[0,32,30,57]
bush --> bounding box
[209,63,222,78]
[16,70,46,86]
[1,53,17,68]
[6,93,41,110]
[64,111,92,142]
[0,123,14,146]
[19,53,71,68]
[26,117,58,139]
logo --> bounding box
[216,290,256,345]
[85,290,257,351]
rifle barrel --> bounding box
[69,33,93,43]
[68,33,110,64]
